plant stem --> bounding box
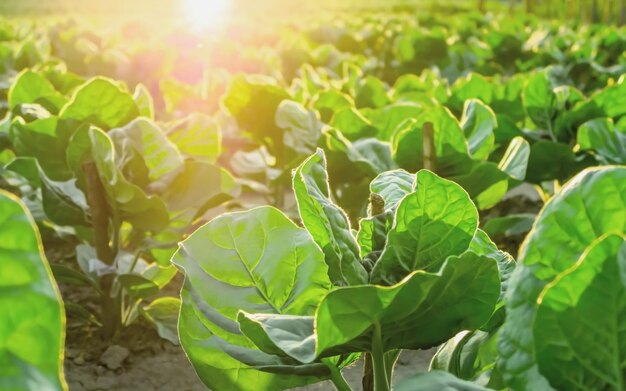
[82,161,113,265]
[329,365,352,391]
[83,160,120,339]
[384,350,401,384]
[422,122,436,173]
[371,325,390,391]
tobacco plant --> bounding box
[3,71,240,339]
[173,149,510,390]
[430,166,626,390]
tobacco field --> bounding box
[1,0,626,390]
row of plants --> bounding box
[1,4,625,391]
[5,150,625,390]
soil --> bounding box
[64,321,434,391]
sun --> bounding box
[182,0,231,32]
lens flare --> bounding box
[182,0,230,31]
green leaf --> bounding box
[449,74,494,113]
[8,70,67,113]
[431,330,503,388]
[9,117,75,180]
[468,229,516,315]
[38,165,89,227]
[312,90,353,123]
[293,150,367,285]
[356,211,393,257]
[450,163,510,210]
[369,169,415,211]
[276,100,321,156]
[498,166,626,390]
[354,76,390,109]
[132,83,154,119]
[483,214,535,238]
[141,297,181,345]
[330,107,376,140]
[533,234,626,390]
[222,74,290,143]
[117,274,160,299]
[460,99,496,161]
[364,103,423,141]
[525,141,584,183]
[577,117,626,165]
[239,252,499,361]
[371,170,478,284]
[174,206,332,391]
[166,113,221,163]
[161,160,239,212]
[109,118,184,183]
[7,157,88,226]
[395,370,490,391]
[67,127,169,231]
[0,190,67,391]
[59,77,139,130]
[391,106,470,176]
[497,136,530,181]
[523,71,557,131]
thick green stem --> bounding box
[371,325,390,391]
[329,365,352,391]
[83,160,120,339]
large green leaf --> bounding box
[330,107,376,140]
[523,71,557,132]
[369,169,415,211]
[276,100,322,157]
[239,251,499,361]
[371,170,478,285]
[66,126,169,231]
[222,74,290,144]
[6,157,88,226]
[450,137,529,210]
[166,113,221,163]
[364,103,423,141]
[391,106,470,176]
[450,163,509,211]
[173,207,332,391]
[9,117,76,180]
[525,141,586,183]
[0,190,67,391]
[354,75,390,109]
[160,160,240,219]
[312,90,353,123]
[497,136,530,181]
[460,99,496,161]
[293,150,367,285]
[533,234,626,390]
[109,117,184,183]
[498,166,626,390]
[59,77,139,130]
[8,70,67,113]
[132,84,154,119]
[577,117,626,165]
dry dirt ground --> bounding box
[64,322,434,391]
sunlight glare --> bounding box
[183,0,230,32]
